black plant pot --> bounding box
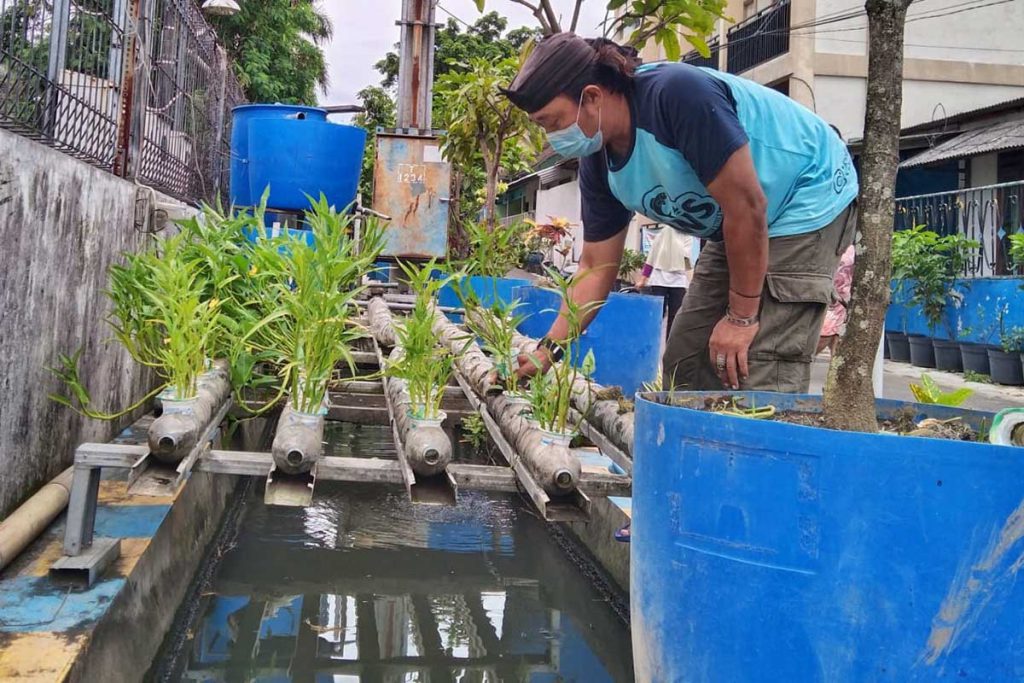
[886,332,911,363]
[884,335,890,359]
[932,339,963,372]
[908,335,936,368]
[987,348,1024,386]
[960,342,991,376]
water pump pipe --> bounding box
[432,309,581,496]
[148,361,232,464]
[0,467,73,571]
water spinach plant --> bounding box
[458,288,529,395]
[242,196,385,416]
[526,268,603,436]
[388,260,461,421]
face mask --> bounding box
[546,93,603,159]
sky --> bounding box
[318,0,608,112]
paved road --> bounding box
[808,355,1024,413]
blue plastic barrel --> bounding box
[247,118,365,212]
[514,287,661,395]
[632,392,1024,682]
[437,276,531,322]
[241,225,315,248]
[229,104,326,207]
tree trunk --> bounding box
[822,0,912,432]
[483,152,500,232]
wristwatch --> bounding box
[538,336,565,363]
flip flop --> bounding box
[614,523,631,543]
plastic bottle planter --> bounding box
[539,429,573,449]
[271,405,325,475]
[907,334,937,368]
[932,339,963,372]
[885,331,911,363]
[987,347,1024,386]
[504,392,532,417]
[959,342,991,375]
[148,364,231,464]
[405,410,452,477]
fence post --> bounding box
[112,0,136,176]
[126,0,155,182]
[210,45,229,202]
[43,0,71,139]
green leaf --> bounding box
[935,388,974,407]
[473,0,485,10]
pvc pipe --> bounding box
[990,408,1024,447]
[0,467,73,570]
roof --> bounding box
[900,118,1024,168]
[900,97,1024,136]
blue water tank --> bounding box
[247,118,366,212]
[229,104,327,207]
[514,287,661,396]
[632,392,1024,682]
[437,276,532,322]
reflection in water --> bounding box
[169,425,632,683]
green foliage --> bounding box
[460,412,489,449]
[526,268,604,435]
[1008,233,1024,270]
[388,261,462,420]
[209,0,332,103]
[1001,326,1024,354]
[963,370,992,384]
[619,248,645,282]
[459,220,529,277]
[353,86,397,202]
[607,0,730,61]
[909,374,974,407]
[242,196,386,414]
[460,293,530,393]
[437,57,542,229]
[891,225,978,338]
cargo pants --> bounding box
[662,202,857,392]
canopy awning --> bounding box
[900,118,1024,168]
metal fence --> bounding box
[681,38,720,70]
[726,0,791,75]
[895,181,1024,278]
[0,0,245,203]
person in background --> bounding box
[636,226,693,341]
[818,244,856,355]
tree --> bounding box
[822,0,914,432]
[352,86,396,202]
[436,57,542,231]
[209,0,332,104]
[472,0,729,61]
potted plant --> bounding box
[989,322,1024,386]
[886,227,916,362]
[461,293,531,407]
[618,248,646,290]
[524,269,602,443]
[895,226,978,368]
[959,301,1002,377]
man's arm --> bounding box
[517,229,627,377]
[706,144,769,388]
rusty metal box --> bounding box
[372,131,451,259]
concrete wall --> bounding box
[0,129,186,518]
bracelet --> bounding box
[730,287,763,299]
[725,308,760,327]
[539,336,565,362]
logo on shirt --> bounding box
[833,156,853,195]
[641,187,722,237]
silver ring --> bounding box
[715,354,726,370]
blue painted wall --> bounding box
[885,277,1024,344]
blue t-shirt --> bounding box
[580,62,857,242]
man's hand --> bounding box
[636,274,648,289]
[708,317,759,389]
[485,347,554,391]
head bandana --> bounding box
[502,33,598,114]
